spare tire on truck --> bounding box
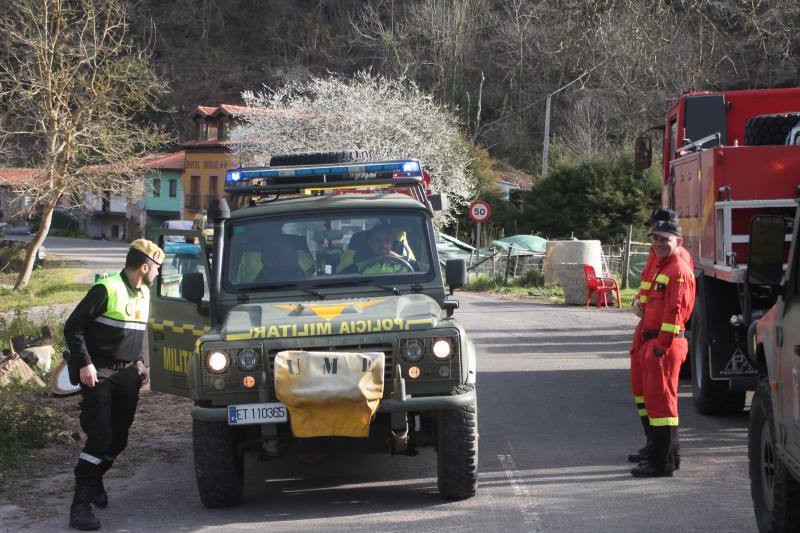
[744,113,800,146]
[269,151,372,166]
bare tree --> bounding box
[230,71,474,225]
[0,0,168,289]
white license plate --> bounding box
[227,402,288,426]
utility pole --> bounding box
[540,60,608,178]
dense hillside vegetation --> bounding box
[127,0,800,167]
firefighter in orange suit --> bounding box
[631,218,695,477]
[628,209,694,464]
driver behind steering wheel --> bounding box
[353,224,415,274]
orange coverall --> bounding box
[639,251,696,469]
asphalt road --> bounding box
[9,292,756,532]
[8,234,128,271]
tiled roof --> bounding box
[0,167,36,185]
[181,139,232,149]
[146,151,185,170]
[496,174,533,189]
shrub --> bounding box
[0,380,71,471]
[516,269,544,287]
[467,274,501,290]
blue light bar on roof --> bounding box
[225,159,422,184]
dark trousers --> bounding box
[74,366,140,480]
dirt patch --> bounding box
[0,386,192,523]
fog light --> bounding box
[432,338,451,360]
[237,349,259,371]
[403,339,424,362]
[243,375,255,388]
[212,377,225,390]
[438,366,450,378]
[408,366,421,379]
[206,350,229,373]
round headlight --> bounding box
[206,350,229,373]
[432,338,452,360]
[403,339,424,362]
[237,349,258,371]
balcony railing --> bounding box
[185,193,201,211]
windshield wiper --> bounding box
[313,279,399,294]
[258,284,325,300]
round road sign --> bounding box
[468,200,491,223]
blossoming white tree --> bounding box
[229,71,473,224]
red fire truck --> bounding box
[636,88,800,415]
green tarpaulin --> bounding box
[490,234,547,254]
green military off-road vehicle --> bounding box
[149,153,478,508]
[747,205,800,532]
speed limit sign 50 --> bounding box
[468,200,491,223]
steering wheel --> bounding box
[359,254,414,273]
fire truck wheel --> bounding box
[192,419,244,508]
[744,113,800,146]
[749,380,800,532]
[437,384,478,500]
[269,151,372,166]
[690,309,745,415]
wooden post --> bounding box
[503,245,514,286]
[622,224,633,289]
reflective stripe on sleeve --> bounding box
[654,274,670,285]
[649,417,679,426]
[94,315,147,330]
[639,295,648,303]
[640,281,652,290]
[638,408,648,416]
[634,395,645,403]
[660,322,681,334]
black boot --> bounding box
[631,426,676,477]
[672,427,680,471]
[92,460,112,508]
[628,415,652,463]
[69,478,101,530]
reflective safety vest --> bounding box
[93,273,149,331]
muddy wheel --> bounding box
[269,151,372,166]
[437,384,478,500]
[744,113,800,146]
[690,306,745,414]
[192,419,244,508]
[749,380,800,532]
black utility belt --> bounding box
[642,329,685,340]
[94,359,136,370]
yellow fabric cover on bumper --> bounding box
[274,350,385,438]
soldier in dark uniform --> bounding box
[64,239,164,530]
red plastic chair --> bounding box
[582,264,621,308]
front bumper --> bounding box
[191,371,476,422]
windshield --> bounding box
[224,210,435,289]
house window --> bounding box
[169,179,177,198]
[218,120,225,140]
[207,121,218,140]
[209,176,218,195]
[152,178,161,197]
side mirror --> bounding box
[747,215,787,287]
[181,272,205,304]
[634,135,652,170]
[445,259,466,295]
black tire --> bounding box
[691,307,745,415]
[749,380,800,532]
[192,419,244,508]
[269,151,372,166]
[744,113,800,146]
[437,384,478,500]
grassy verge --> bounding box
[467,273,638,307]
[0,268,91,312]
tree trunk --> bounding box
[13,201,56,289]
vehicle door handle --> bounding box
[153,331,165,341]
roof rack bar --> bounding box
[227,176,423,195]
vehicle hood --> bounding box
[220,294,441,341]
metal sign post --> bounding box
[468,200,491,276]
